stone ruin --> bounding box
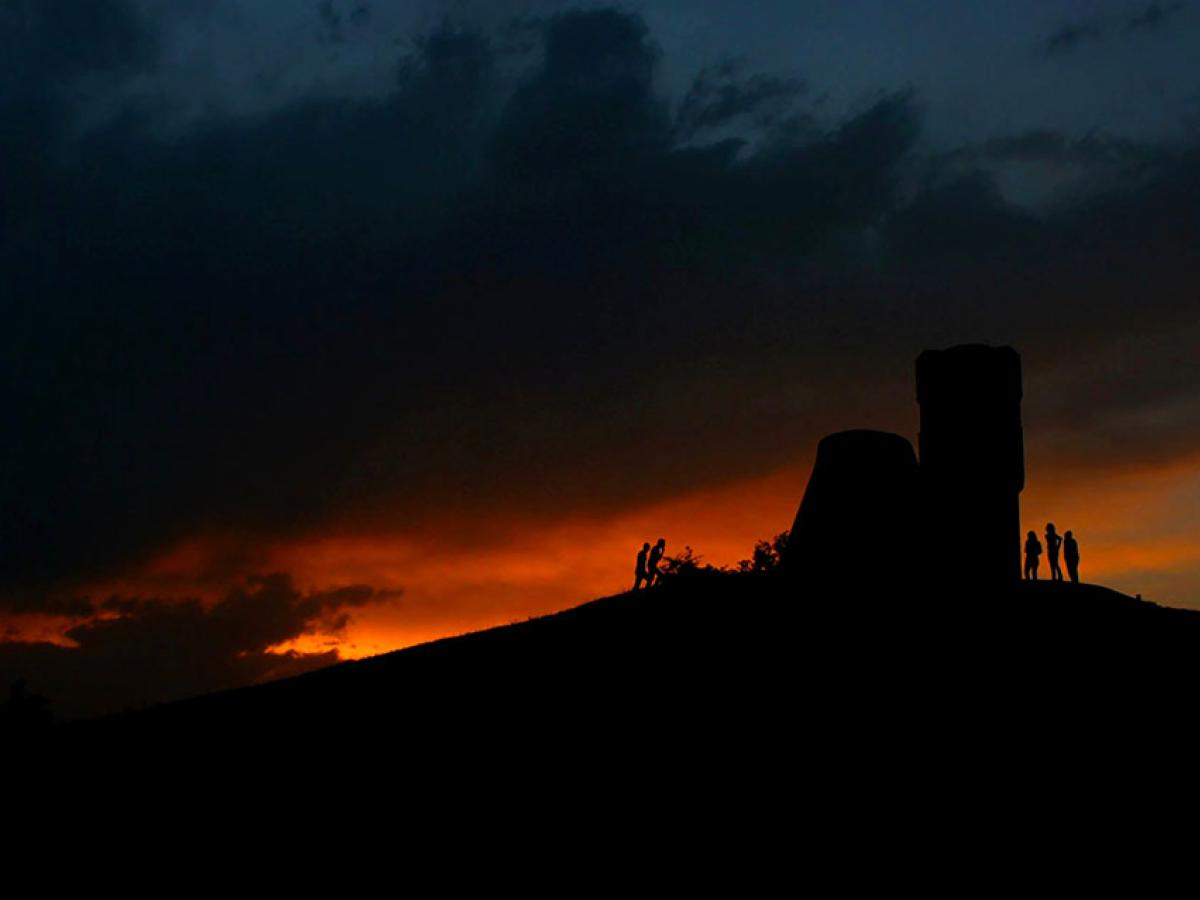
[784,344,1025,594]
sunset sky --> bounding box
[3,0,1199,717]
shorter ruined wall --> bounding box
[784,429,920,593]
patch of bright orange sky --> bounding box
[55,446,1200,662]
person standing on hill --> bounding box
[1045,523,1064,582]
[1024,530,1042,580]
[634,542,651,591]
[647,538,666,586]
[1063,531,1081,584]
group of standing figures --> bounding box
[633,539,667,590]
[1025,523,1081,583]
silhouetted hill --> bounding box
[13,577,1199,858]
[53,574,1200,772]
[71,573,788,750]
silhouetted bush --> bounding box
[657,531,791,580]
[736,530,790,574]
[660,546,722,577]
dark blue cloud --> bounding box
[1125,1,1187,32]
[675,59,806,143]
[1039,1,1188,55]
[0,4,1198,611]
[0,574,392,718]
[1041,21,1106,56]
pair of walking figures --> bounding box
[633,539,667,590]
[1024,523,1081,583]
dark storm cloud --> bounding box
[0,0,158,238]
[492,9,668,175]
[674,60,806,143]
[0,0,158,81]
[1,4,1198,609]
[884,137,1199,318]
[317,0,345,43]
[317,0,373,43]
[1038,2,1187,55]
[1124,1,1187,31]
[944,129,1166,169]
[1027,323,1200,471]
[0,573,394,718]
[1040,21,1106,56]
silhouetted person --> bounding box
[1063,530,1080,584]
[647,538,666,586]
[634,542,651,590]
[1024,530,1042,580]
[1045,523,1063,582]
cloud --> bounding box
[317,0,345,43]
[1124,1,1187,32]
[491,9,669,177]
[0,0,158,239]
[1040,21,1106,57]
[0,573,397,718]
[0,3,1198,624]
[0,0,158,82]
[674,59,807,143]
[316,0,373,44]
[944,129,1165,169]
[1038,2,1188,56]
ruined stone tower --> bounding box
[785,429,920,591]
[916,344,1024,589]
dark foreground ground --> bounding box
[40,576,1200,757]
[10,574,1200,858]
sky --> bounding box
[2,0,1199,717]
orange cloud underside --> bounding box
[269,463,811,658]
[10,452,1200,662]
[288,452,1200,658]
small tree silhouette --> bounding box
[736,530,790,574]
[649,530,790,581]
[660,546,717,577]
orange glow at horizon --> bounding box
[7,449,1200,662]
[247,450,1200,658]
[1021,451,1200,600]
[266,462,812,658]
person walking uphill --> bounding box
[1024,530,1042,581]
[1045,523,1064,582]
[1063,531,1081,584]
[634,542,651,591]
[646,538,666,587]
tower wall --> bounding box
[916,345,1024,590]
[784,430,920,593]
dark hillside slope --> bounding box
[68,574,1200,763]
[19,580,1194,846]
[21,575,1187,858]
[74,574,792,754]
